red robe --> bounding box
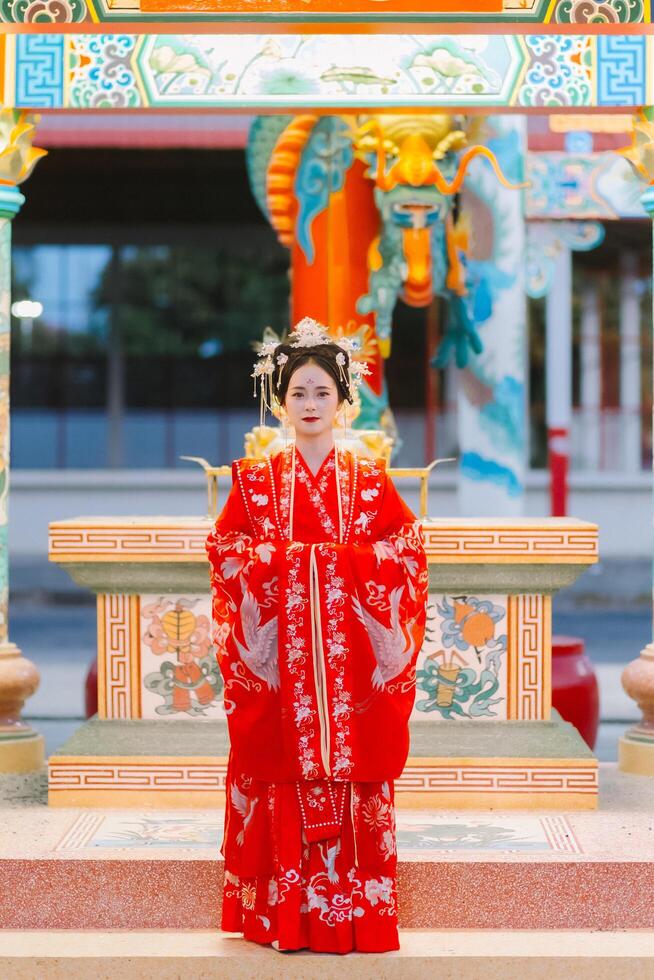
[206,444,428,953]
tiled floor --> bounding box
[52,810,581,855]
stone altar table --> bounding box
[47,516,599,809]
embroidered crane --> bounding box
[351,586,416,688]
[231,783,258,846]
[234,590,280,691]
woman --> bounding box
[206,317,428,954]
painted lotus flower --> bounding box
[149,45,209,77]
[259,67,319,96]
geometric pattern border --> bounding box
[97,594,141,720]
[48,758,598,794]
[2,34,651,111]
[49,518,599,564]
[15,36,65,109]
[421,524,598,563]
[507,594,551,721]
[48,760,227,792]
[596,36,646,107]
[49,521,210,562]
[399,762,597,794]
[0,1,650,27]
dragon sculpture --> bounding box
[246,112,520,438]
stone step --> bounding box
[1,764,653,931]
[1,929,654,979]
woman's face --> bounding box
[282,361,340,438]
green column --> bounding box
[618,109,654,774]
[0,111,47,776]
[0,186,24,643]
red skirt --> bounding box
[221,762,399,954]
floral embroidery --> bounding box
[339,450,352,534]
[237,460,272,538]
[315,452,336,497]
[352,459,383,541]
[234,867,397,928]
[278,447,293,537]
[364,877,394,907]
[380,828,396,861]
[284,546,320,779]
[351,782,397,863]
[254,542,276,563]
[319,546,353,778]
[361,793,391,829]
[295,456,338,539]
[241,882,256,910]
[213,621,231,660]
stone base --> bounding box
[0,729,44,773]
[619,727,654,775]
[48,714,598,810]
[2,764,654,933]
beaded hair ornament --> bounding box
[251,316,371,427]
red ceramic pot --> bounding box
[551,635,600,750]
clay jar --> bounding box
[621,644,654,732]
[551,635,599,750]
[0,642,40,729]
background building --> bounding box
[9,111,653,582]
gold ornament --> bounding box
[0,110,46,186]
[620,110,654,185]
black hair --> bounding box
[275,342,353,406]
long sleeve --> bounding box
[206,471,281,710]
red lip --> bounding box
[303,417,319,421]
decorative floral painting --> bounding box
[140,593,224,719]
[413,593,508,720]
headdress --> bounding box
[252,316,371,426]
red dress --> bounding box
[206,445,427,953]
